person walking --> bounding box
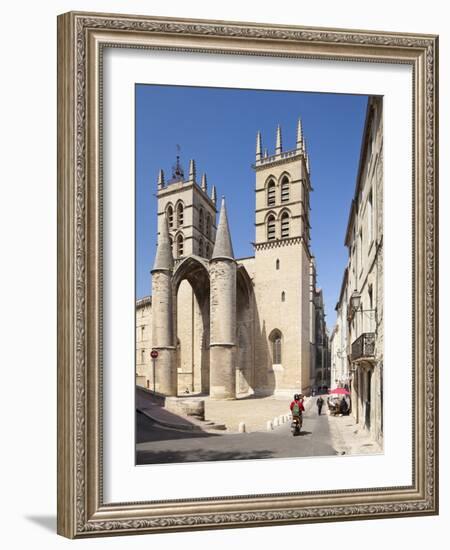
[316,396,324,415]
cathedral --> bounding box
[136,119,329,399]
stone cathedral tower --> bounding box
[252,120,313,396]
[142,119,320,399]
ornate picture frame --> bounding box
[57,11,438,538]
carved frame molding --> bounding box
[57,11,438,538]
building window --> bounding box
[280,176,289,202]
[267,214,276,241]
[281,291,286,302]
[367,189,373,246]
[270,330,282,364]
[177,203,184,226]
[199,238,204,257]
[206,215,211,238]
[167,205,174,229]
[281,212,290,238]
[276,259,280,270]
[267,180,276,207]
[358,229,363,272]
[199,208,204,233]
[141,326,145,340]
[368,283,373,310]
[141,349,145,364]
[177,234,184,258]
[205,243,210,258]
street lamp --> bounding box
[350,291,361,312]
[349,290,377,325]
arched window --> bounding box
[269,330,282,364]
[281,291,286,302]
[198,238,204,257]
[177,203,184,226]
[267,214,276,241]
[281,212,290,238]
[281,176,290,202]
[199,208,204,233]
[205,243,210,258]
[206,215,211,238]
[267,179,276,207]
[166,205,174,229]
[176,234,184,258]
[276,259,280,270]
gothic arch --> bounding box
[279,172,291,202]
[266,176,277,207]
[264,174,278,188]
[266,213,276,241]
[165,203,174,229]
[205,213,212,239]
[199,206,204,233]
[268,329,283,365]
[172,256,211,394]
[277,170,292,184]
[174,231,184,258]
[277,207,292,220]
[236,264,254,394]
[175,199,185,227]
[236,265,253,309]
[279,209,291,239]
[264,210,278,223]
[173,255,210,295]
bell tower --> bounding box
[156,150,218,261]
[252,119,313,396]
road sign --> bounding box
[150,349,158,359]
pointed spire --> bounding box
[275,124,282,154]
[212,197,234,260]
[157,169,165,190]
[152,216,174,271]
[306,153,310,174]
[296,118,304,151]
[189,159,196,183]
[171,145,185,183]
[264,148,268,158]
[201,173,207,192]
[256,131,262,162]
[211,185,217,206]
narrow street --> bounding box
[136,406,336,465]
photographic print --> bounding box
[58,12,438,537]
[135,85,384,465]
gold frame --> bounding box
[57,11,439,538]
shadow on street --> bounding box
[136,448,274,464]
[136,410,221,444]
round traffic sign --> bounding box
[150,349,159,359]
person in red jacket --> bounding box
[290,393,305,423]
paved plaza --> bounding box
[136,392,382,465]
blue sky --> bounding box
[136,84,368,325]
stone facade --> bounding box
[137,120,329,399]
[330,96,384,444]
[311,287,330,389]
[136,296,153,389]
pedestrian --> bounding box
[316,396,324,415]
[340,397,349,415]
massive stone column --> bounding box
[209,198,237,399]
[151,217,177,395]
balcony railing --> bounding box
[351,332,375,362]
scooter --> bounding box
[291,414,303,436]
